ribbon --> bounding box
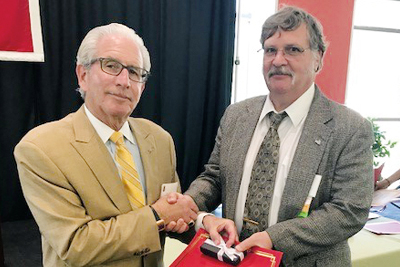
[204,238,244,262]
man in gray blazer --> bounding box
[185,6,374,266]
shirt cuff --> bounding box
[195,212,214,231]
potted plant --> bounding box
[368,118,397,183]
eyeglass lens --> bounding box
[263,45,306,58]
[100,58,148,82]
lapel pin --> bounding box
[315,139,321,145]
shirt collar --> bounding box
[260,83,315,127]
[84,104,135,144]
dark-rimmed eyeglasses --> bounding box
[260,45,310,61]
[90,57,150,83]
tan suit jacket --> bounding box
[14,106,180,267]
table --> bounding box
[349,216,400,267]
[164,237,186,266]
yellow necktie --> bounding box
[110,131,145,209]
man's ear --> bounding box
[315,51,323,73]
[76,64,88,90]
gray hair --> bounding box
[261,6,327,70]
[76,23,151,98]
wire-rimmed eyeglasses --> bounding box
[259,45,311,61]
[90,57,150,83]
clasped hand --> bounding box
[151,193,198,233]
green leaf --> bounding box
[367,118,397,166]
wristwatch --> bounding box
[149,205,165,232]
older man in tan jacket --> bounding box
[14,23,197,267]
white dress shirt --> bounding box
[84,105,147,197]
[235,84,315,232]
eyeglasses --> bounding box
[90,58,150,83]
[261,45,310,61]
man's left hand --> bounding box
[235,231,273,252]
[202,215,238,248]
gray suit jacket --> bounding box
[186,88,374,267]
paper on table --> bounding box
[368,212,380,220]
[371,189,400,207]
[364,221,400,235]
[391,198,400,206]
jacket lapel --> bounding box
[71,106,132,213]
[128,119,159,205]
[278,88,334,221]
[225,96,266,219]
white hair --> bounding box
[76,23,151,70]
[76,23,151,98]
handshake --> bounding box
[151,193,273,252]
[151,193,199,233]
[151,193,239,249]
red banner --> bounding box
[0,0,33,52]
[0,0,44,61]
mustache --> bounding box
[267,67,294,78]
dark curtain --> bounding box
[0,0,236,222]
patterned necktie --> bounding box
[240,112,287,240]
[110,131,145,209]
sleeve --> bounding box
[14,140,162,266]
[266,117,374,261]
